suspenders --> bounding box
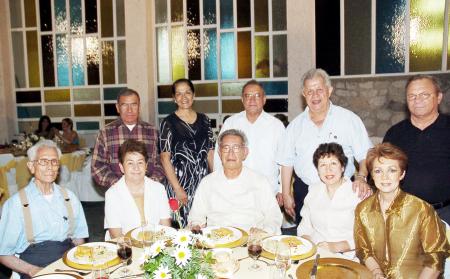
[18,186,75,244]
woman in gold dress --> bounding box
[354,143,449,278]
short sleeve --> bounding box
[159,118,173,153]
[276,122,296,167]
[0,198,24,255]
[349,115,373,162]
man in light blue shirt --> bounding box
[277,68,373,223]
[0,140,88,278]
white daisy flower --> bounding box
[154,265,171,279]
[149,240,166,258]
[173,246,191,266]
[196,274,207,279]
[173,230,192,247]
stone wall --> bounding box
[330,73,450,138]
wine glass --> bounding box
[247,233,263,271]
[141,222,155,256]
[116,237,132,276]
[273,242,291,278]
[92,266,109,279]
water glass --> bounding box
[92,267,109,279]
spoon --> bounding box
[54,269,91,276]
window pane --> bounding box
[237,0,250,28]
[101,0,114,37]
[255,35,269,78]
[77,121,99,130]
[116,0,125,36]
[104,104,119,116]
[315,0,340,75]
[41,35,55,86]
[221,82,245,96]
[117,40,127,83]
[85,0,98,33]
[264,98,288,112]
[204,28,217,80]
[220,0,233,28]
[73,88,100,101]
[260,81,288,95]
[55,0,67,32]
[26,31,41,87]
[254,0,268,32]
[273,35,287,77]
[86,37,100,85]
[187,30,201,80]
[157,27,170,83]
[187,0,200,26]
[19,121,39,133]
[74,104,101,116]
[39,0,52,31]
[155,0,167,23]
[17,106,42,118]
[9,0,22,28]
[171,26,186,80]
[102,41,115,84]
[12,32,26,88]
[104,87,126,100]
[16,91,41,103]
[222,100,244,113]
[71,37,85,86]
[272,0,286,31]
[220,32,236,80]
[192,100,218,113]
[237,31,251,78]
[376,0,406,73]
[409,0,445,72]
[44,89,70,102]
[24,0,37,27]
[194,83,218,97]
[171,0,183,22]
[203,0,216,25]
[70,0,83,34]
[157,85,172,98]
[46,105,71,117]
[345,0,371,75]
[158,101,177,114]
[56,34,70,86]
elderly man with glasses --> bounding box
[0,140,88,278]
[189,129,282,234]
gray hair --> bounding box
[241,79,265,95]
[405,74,442,93]
[27,140,62,161]
[218,129,248,146]
[116,87,140,103]
[301,68,332,89]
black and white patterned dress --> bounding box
[159,112,214,226]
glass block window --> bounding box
[10,0,127,133]
[315,0,450,76]
[154,0,288,127]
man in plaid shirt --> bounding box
[91,88,165,187]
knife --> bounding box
[310,253,320,279]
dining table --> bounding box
[34,240,357,279]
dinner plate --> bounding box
[211,248,240,278]
[296,257,372,279]
[261,235,316,260]
[34,273,82,279]
[125,225,177,248]
[202,226,248,248]
[63,242,121,270]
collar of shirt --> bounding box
[370,189,406,217]
[27,179,63,201]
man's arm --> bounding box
[352,159,372,199]
[281,165,295,218]
[146,128,165,182]
[0,255,42,277]
[91,130,121,187]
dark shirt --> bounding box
[383,114,450,204]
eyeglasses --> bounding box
[243,92,262,99]
[119,103,139,110]
[303,88,327,97]
[33,159,60,166]
[220,144,244,153]
[406,92,432,101]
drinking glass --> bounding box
[273,242,291,278]
[247,233,262,271]
[116,236,132,276]
[141,222,155,256]
[92,267,109,279]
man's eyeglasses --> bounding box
[303,88,327,97]
[243,92,262,99]
[220,144,244,153]
[119,103,139,110]
[406,92,432,101]
[33,159,60,166]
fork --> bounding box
[54,268,91,276]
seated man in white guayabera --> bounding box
[189,129,282,234]
[0,140,88,279]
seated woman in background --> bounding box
[34,115,54,139]
[297,143,360,258]
[355,143,449,279]
[53,118,79,148]
[104,139,171,239]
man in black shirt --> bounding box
[383,74,450,224]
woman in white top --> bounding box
[105,139,171,239]
[297,142,360,257]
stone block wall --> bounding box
[330,73,450,138]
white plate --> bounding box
[262,235,314,256]
[66,242,117,265]
[130,224,177,242]
[202,226,242,246]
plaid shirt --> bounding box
[91,118,165,187]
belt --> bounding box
[432,199,450,210]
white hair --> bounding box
[218,129,248,146]
[301,68,332,89]
[27,140,62,161]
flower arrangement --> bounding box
[142,230,215,279]
[14,133,43,151]
[169,198,184,229]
